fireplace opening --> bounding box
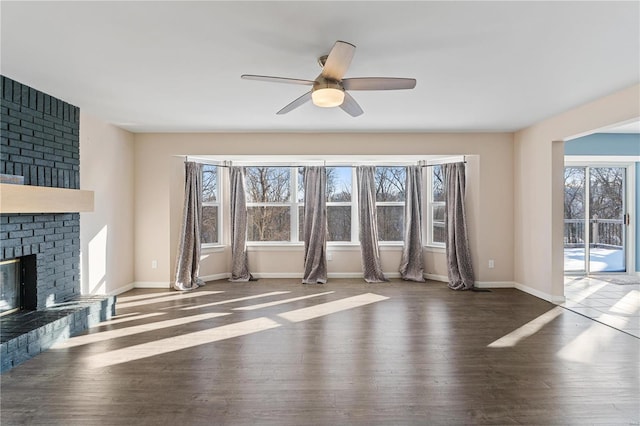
[0,259,20,316]
[0,255,37,316]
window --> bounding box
[298,167,353,243]
[245,167,297,242]
[212,159,453,247]
[428,165,445,246]
[375,167,406,241]
[201,164,220,245]
[327,167,353,241]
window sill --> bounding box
[243,242,406,252]
[423,245,446,253]
[201,245,226,253]
[247,243,304,252]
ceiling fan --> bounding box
[241,40,417,117]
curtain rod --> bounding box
[185,156,466,168]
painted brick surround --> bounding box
[1,76,81,308]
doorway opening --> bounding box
[564,164,630,274]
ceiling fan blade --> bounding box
[340,92,363,117]
[342,77,417,91]
[321,40,356,81]
[276,91,312,115]
[241,74,314,86]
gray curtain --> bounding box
[229,166,253,282]
[174,162,204,291]
[302,167,328,284]
[357,166,388,283]
[399,165,425,282]
[443,162,475,290]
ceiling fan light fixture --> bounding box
[312,87,345,107]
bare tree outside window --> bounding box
[201,165,219,244]
[327,167,352,241]
[589,167,625,248]
[564,167,585,247]
[246,167,292,241]
[429,165,445,245]
[375,167,406,241]
[299,167,352,242]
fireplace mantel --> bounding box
[0,183,94,214]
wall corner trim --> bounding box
[514,282,565,304]
[107,282,136,296]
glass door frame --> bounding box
[564,157,636,275]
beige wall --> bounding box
[77,84,639,300]
[80,112,135,295]
[133,133,514,286]
[514,84,640,301]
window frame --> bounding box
[201,164,222,247]
[374,166,406,243]
[245,167,301,244]
[326,166,356,244]
[426,164,446,249]
[196,157,462,249]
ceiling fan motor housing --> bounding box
[313,76,343,93]
[312,76,345,107]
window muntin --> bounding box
[298,167,353,242]
[375,167,406,242]
[428,165,446,247]
[201,164,220,245]
[204,160,451,247]
[327,167,353,242]
[245,167,298,242]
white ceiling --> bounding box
[1,1,638,133]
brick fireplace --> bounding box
[1,76,114,372]
[1,76,81,305]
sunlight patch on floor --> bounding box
[93,312,166,327]
[116,291,224,309]
[181,291,291,311]
[85,292,389,368]
[234,291,335,311]
[278,293,388,322]
[563,280,609,304]
[116,292,192,303]
[557,318,628,364]
[487,307,565,348]
[609,290,640,315]
[53,313,230,349]
[85,317,281,369]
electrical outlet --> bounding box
[488,259,495,269]
[151,260,158,269]
[327,252,333,261]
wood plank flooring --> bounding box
[1,279,638,425]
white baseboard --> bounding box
[133,281,171,289]
[200,273,231,283]
[232,272,403,280]
[475,281,516,289]
[250,272,303,279]
[424,274,517,289]
[328,272,362,279]
[514,282,565,304]
[107,282,135,296]
[326,272,402,279]
[424,273,448,282]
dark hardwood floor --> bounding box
[1,279,638,425]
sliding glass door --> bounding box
[564,166,627,274]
